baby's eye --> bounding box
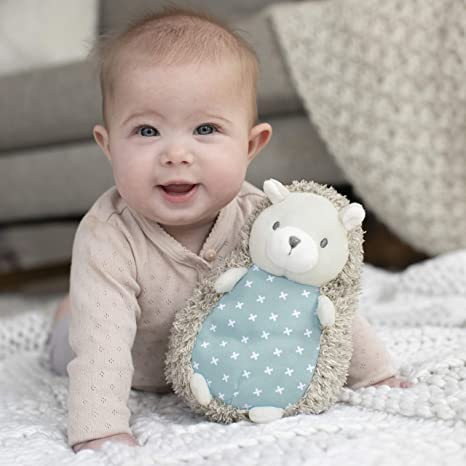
[320,238,328,248]
[194,124,217,135]
[272,221,280,230]
[137,126,159,137]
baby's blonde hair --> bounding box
[90,7,260,126]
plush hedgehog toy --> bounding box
[166,179,365,424]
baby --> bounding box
[49,8,408,453]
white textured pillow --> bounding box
[270,0,466,255]
[0,0,98,76]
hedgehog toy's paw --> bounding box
[190,373,212,406]
[248,407,284,423]
[214,267,248,293]
[317,295,336,328]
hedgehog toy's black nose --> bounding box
[289,236,301,249]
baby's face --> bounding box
[95,59,270,230]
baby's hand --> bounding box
[374,375,412,388]
[73,433,138,452]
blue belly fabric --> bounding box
[191,265,321,409]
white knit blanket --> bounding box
[269,0,466,256]
[1,251,466,465]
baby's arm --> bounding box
[67,215,140,449]
[346,312,402,389]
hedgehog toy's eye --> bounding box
[320,238,328,248]
[272,221,280,230]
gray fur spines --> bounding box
[165,180,363,422]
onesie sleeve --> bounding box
[67,214,140,446]
[345,312,397,389]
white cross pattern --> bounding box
[210,357,219,366]
[210,324,217,332]
[228,319,236,327]
[250,352,260,360]
[285,368,294,377]
[269,313,278,322]
[302,290,311,298]
[279,291,288,300]
[306,364,315,373]
[244,280,253,288]
[252,265,259,271]
[242,370,251,379]
[275,386,284,395]
[257,295,266,303]
[304,329,312,338]
[220,340,228,347]
[298,382,306,391]
[264,366,274,375]
[292,309,301,318]
[253,388,262,397]
[235,302,244,310]
[248,313,258,322]
[296,346,304,355]
[283,327,293,336]
[233,391,239,398]
[230,352,240,360]
[218,303,226,310]
[193,362,199,370]
[241,336,249,344]
[201,341,210,349]
[266,275,276,282]
[261,331,270,340]
[222,374,230,382]
[273,348,283,357]
[218,393,225,400]
[243,403,252,409]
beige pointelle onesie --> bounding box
[67,182,395,446]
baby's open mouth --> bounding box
[161,184,197,195]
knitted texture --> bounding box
[269,0,466,255]
[1,253,466,464]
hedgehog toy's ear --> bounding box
[263,179,290,204]
[339,203,366,231]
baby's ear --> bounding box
[339,203,366,231]
[247,122,272,162]
[263,179,290,204]
[93,124,112,161]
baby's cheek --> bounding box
[215,151,247,182]
[113,160,152,208]
[206,162,246,197]
[113,165,138,194]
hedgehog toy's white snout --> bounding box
[266,226,318,274]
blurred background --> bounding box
[0,0,428,296]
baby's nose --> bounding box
[160,146,193,166]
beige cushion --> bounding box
[0,222,77,271]
[0,61,101,153]
[0,142,113,222]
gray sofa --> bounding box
[0,0,345,273]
